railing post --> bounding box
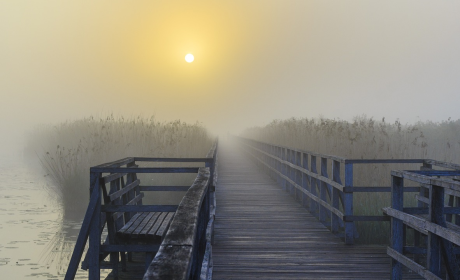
[287,149,293,194]
[302,152,309,208]
[319,157,329,224]
[295,151,301,202]
[331,160,341,234]
[281,148,287,192]
[390,174,404,280]
[427,184,442,276]
[344,163,354,245]
[310,155,318,217]
[89,172,101,280]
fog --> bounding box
[2,0,460,155]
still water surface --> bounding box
[0,156,108,279]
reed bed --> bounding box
[241,116,460,244]
[25,115,213,219]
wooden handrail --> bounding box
[143,167,211,279]
[235,136,460,246]
[64,140,218,280]
[387,170,460,280]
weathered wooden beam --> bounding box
[90,167,200,173]
[140,186,191,192]
[387,247,442,280]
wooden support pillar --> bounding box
[344,163,354,245]
[89,172,101,280]
[310,155,318,217]
[302,153,309,208]
[319,157,329,224]
[331,160,341,234]
[390,174,404,280]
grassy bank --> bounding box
[241,116,460,244]
[25,115,213,219]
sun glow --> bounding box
[185,53,194,63]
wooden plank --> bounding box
[118,212,144,235]
[133,157,212,163]
[156,212,175,237]
[140,186,191,191]
[211,140,411,280]
[102,172,127,184]
[132,212,156,235]
[147,212,168,236]
[346,159,425,164]
[91,167,200,173]
[345,186,420,193]
[104,204,178,213]
[387,247,442,280]
[93,157,135,168]
[101,244,160,252]
[139,212,161,236]
[383,207,460,246]
[109,179,140,201]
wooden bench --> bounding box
[117,212,175,243]
[84,171,177,278]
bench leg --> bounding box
[121,252,127,272]
[110,252,119,280]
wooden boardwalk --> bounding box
[212,140,391,279]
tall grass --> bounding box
[25,115,213,219]
[241,116,460,244]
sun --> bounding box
[185,53,194,63]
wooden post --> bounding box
[390,174,404,280]
[286,149,293,195]
[344,163,354,245]
[302,153,309,208]
[456,196,460,226]
[295,151,301,202]
[281,148,287,190]
[310,155,318,217]
[89,172,101,280]
[427,184,442,276]
[331,160,341,234]
[319,157,328,224]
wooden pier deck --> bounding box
[212,140,391,279]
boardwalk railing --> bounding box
[143,143,218,280]
[384,167,460,280]
[236,137,459,246]
[65,141,217,280]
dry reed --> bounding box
[241,115,460,243]
[25,115,213,219]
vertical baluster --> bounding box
[331,160,341,234]
[319,157,329,224]
[390,174,404,279]
[302,153,309,208]
[427,184,442,276]
[344,163,354,245]
[281,148,287,191]
[295,151,301,202]
[89,172,101,280]
[310,155,318,218]
[287,149,292,194]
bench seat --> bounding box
[117,212,175,243]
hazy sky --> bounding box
[1,1,460,152]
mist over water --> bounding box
[1,1,460,278]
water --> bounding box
[0,156,106,279]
